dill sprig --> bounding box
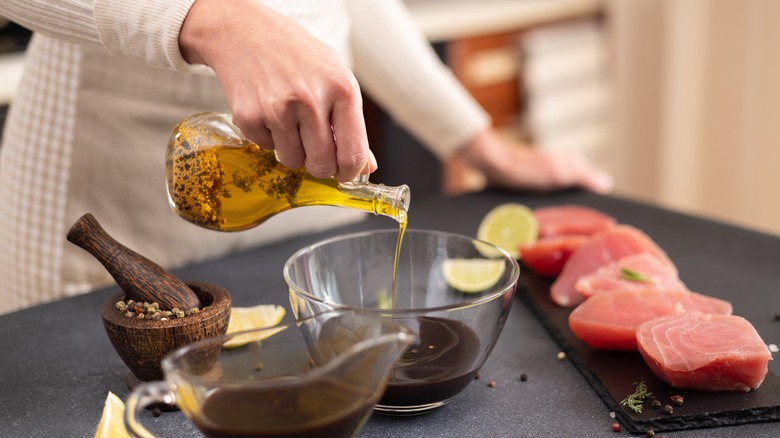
[620,381,654,413]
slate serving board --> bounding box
[518,272,780,434]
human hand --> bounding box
[179,0,375,182]
[456,129,614,194]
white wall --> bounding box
[606,0,780,236]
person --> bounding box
[0,0,613,314]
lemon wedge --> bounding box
[223,304,286,349]
[442,258,507,293]
[94,392,130,438]
[476,203,538,259]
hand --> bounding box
[456,129,614,194]
[179,0,376,182]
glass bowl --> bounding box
[285,229,520,415]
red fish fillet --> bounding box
[636,312,772,391]
[568,290,732,351]
[575,252,688,298]
[550,225,673,307]
[534,205,616,239]
[520,205,615,277]
[520,235,588,277]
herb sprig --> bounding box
[620,381,654,413]
[620,268,656,284]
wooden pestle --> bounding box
[67,213,201,311]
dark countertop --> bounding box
[1,189,778,437]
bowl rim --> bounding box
[161,309,415,386]
[284,228,520,314]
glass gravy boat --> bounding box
[125,310,414,438]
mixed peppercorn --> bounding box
[115,299,202,320]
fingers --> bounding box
[577,166,614,194]
[233,117,275,151]
[331,92,371,182]
[233,85,372,181]
[297,106,337,178]
[552,151,614,194]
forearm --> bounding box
[346,0,491,160]
[1,0,202,72]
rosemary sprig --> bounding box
[620,268,656,284]
[620,381,654,413]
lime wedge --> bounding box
[442,258,507,293]
[477,203,538,259]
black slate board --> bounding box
[518,272,780,434]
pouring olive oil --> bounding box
[165,112,410,305]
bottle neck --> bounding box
[338,181,410,224]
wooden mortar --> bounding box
[101,281,231,386]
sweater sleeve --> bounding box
[0,0,100,46]
[345,0,491,159]
[93,0,200,72]
[0,0,202,72]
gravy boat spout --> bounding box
[125,310,414,438]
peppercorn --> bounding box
[556,351,566,361]
[115,299,199,319]
[519,373,528,382]
[646,429,655,437]
[663,404,674,414]
[488,380,497,388]
[611,422,621,432]
[651,400,662,409]
[670,395,684,405]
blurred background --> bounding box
[2,0,778,236]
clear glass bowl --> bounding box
[285,229,520,415]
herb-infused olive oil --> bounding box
[166,112,409,232]
[166,112,410,307]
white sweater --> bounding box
[0,0,489,313]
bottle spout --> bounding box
[376,183,410,224]
[334,177,410,224]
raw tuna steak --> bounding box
[535,205,616,238]
[520,205,614,277]
[520,235,588,277]
[550,226,672,307]
[636,312,772,391]
[569,290,732,351]
[575,253,687,298]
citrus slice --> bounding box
[477,203,538,259]
[94,392,130,438]
[223,304,286,349]
[442,258,507,293]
